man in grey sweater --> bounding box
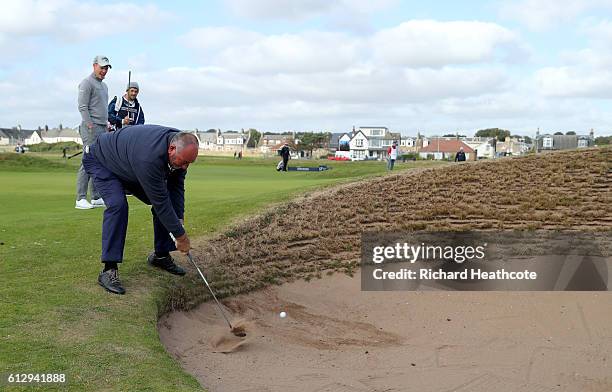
[76,55,111,209]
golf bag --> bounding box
[276,160,285,171]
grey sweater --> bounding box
[78,73,108,125]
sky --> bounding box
[1,0,612,137]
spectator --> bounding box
[108,82,144,130]
[387,141,398,170]
[455,147,466,162]
[76,55,111,210]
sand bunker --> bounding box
[159,149,612,391]
[159,271,612,392]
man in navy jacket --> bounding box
[82,124,199,295]
[108,82,145,130]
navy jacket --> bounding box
[108,95,145,130]
[93,125,186,237]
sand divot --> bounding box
[209,318,252,353]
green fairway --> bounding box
[0,153,444,391]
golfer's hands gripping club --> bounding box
[175,233,191,254]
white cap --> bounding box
[93,55,112,68]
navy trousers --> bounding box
[82,145,178,263]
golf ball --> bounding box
[279,311,287,318]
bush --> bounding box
[400,153,419,161]
[27,141,81,152]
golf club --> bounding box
[185,252,246,337]
[67,150,83,159]
[169,232,246,337]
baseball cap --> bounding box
[126,82,139,90]
[93,55,112,68]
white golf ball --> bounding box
[279,311,287,318]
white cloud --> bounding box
[181,28,360,73]
[371,20,521,67]
[0,1,172,42]
[499,0,612,31]
[181,27,262,51]
[181,20,525,73]
[535,66,612,98]
[535,18,612,98]
[223,0,397,20]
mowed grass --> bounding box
[0,153,444,391]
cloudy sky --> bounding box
[1,0,611,136]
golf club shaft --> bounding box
[168,232,234,330]
[68,150,83,159]
[187,252,234,330]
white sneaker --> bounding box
[75,199,94,209]
[91,198,106,208]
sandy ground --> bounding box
[159,270,612,392]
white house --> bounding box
[355,126,401,160]
[338,133,351,150]
[220,132,246,150]
[400,137,416,148]
[462,137,496,159]
[194,132,217,150]
[0,129,9,145]
[24,130,42,145]
[41,128,82,144]
[358,126,388,138]
[348,130,369,160]
[541,135,554,149]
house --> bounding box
[23,130,42,145]
[41,127,82,144]
[0,129,9,145]
[0,127,26,145]
[258,134,293,153]
[348,130,369,160]
[218,131,247,151]
[462,137,496,159]
[536,129,594,151]
[495,137,529,156]
[358,126,400,160]
[419,139,475,160]
[400,137,416,148]
[328,133,347,152]
[194,131,217,150]
[577,135,592,148]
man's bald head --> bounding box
[168,132,199,171]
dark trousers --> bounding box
[282,157,288,171]
[82,146,177,263]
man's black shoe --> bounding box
[98,269,126,295]
[147,253,186,276]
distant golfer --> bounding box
[280,142,290,172]
[82,124,199,295]
[76,55,111,210]
[455,147,466,162]
[387,141,398,170]
[108,81,145,130]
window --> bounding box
[369,139,381,148]
[356,138,363,147]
